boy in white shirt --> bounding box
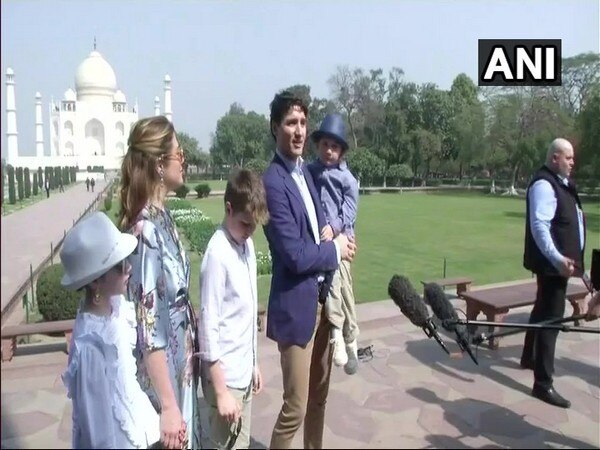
[199,169,269,449]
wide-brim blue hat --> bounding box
[311,113,349,151]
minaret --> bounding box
[154,96,160,116]
[6,68,19,165]
[35,92,44,158]
[164,74,172,122]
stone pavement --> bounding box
[0,181,107,325]
[1,295,598,449]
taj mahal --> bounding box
[5,45,172,171]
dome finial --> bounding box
[93,36,97,51]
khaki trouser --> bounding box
[269,305,333,449]
[202,379,252,450]
[324,260,359,343]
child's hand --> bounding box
[160,405,184,449]
[320,225,334,241]
[178,421,187,449]
[252,367,263,395]
[216,390,241,424]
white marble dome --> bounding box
[75,51,117,94]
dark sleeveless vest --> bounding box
[523,166,585,277]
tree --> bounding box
[245,158,269,175]
[551,52,600,115]
[386,163,413,186]
[0,160,4,207]
[407,128,442,182]
[24,168,31,198]
[54,167,61,189]
[346,147,385,186]
[210,105,270,168]
[484,88,574,194]
[576,85,600,185]
[328,66,361,148]
[8,165,16,204]
[37,167,43,188]
[16,167,24,201]
[33,172,38,196]
[448,74,485,178]
[178,131,201,179]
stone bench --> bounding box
[421,276,473,297]
[460,281,589,349]
[1,319,75,362]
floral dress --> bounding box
[127,204,200,449]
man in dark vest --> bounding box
[521,138,586,408]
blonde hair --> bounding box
[225,169,269,226]
[118,116,175,230]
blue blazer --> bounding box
[263,154,339,346]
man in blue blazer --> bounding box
[263,91,356,449]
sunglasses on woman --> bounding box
[160,146,185,163]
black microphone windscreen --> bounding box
[388,275,429,327]
[424,282,459,330]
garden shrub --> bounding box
[175,184,190,199]
[8,166,16,204]
[194,183,211,198]
[37,264,80,321]
[24,168,31,198]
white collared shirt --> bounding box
[198,227,257,389]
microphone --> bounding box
[388,275,450,355]
[424,282,479,365]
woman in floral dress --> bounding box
[118,116,199,449]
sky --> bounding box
[1,0,598,157]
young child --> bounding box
[308,113,361,375]
[198,169,269,449]
[60,212,162,449]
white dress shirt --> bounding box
[198,227,257,389]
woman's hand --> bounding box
[160,404,184,449]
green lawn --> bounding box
[104,191,599,310]
[2,190,48,216]
[185,179,227,193]
[188,192,599,308]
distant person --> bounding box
[44,177,50,198]
[521,137,587,409]
[90,178,95,192]
[60,212,160,449]
[86,177,90,192]
[59,179,65,193]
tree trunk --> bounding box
[348,118,358,149]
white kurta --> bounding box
[63,296,160,449]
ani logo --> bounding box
[478,39,562,86]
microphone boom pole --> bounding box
[472,314,589,345]
[451,316,600,346]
